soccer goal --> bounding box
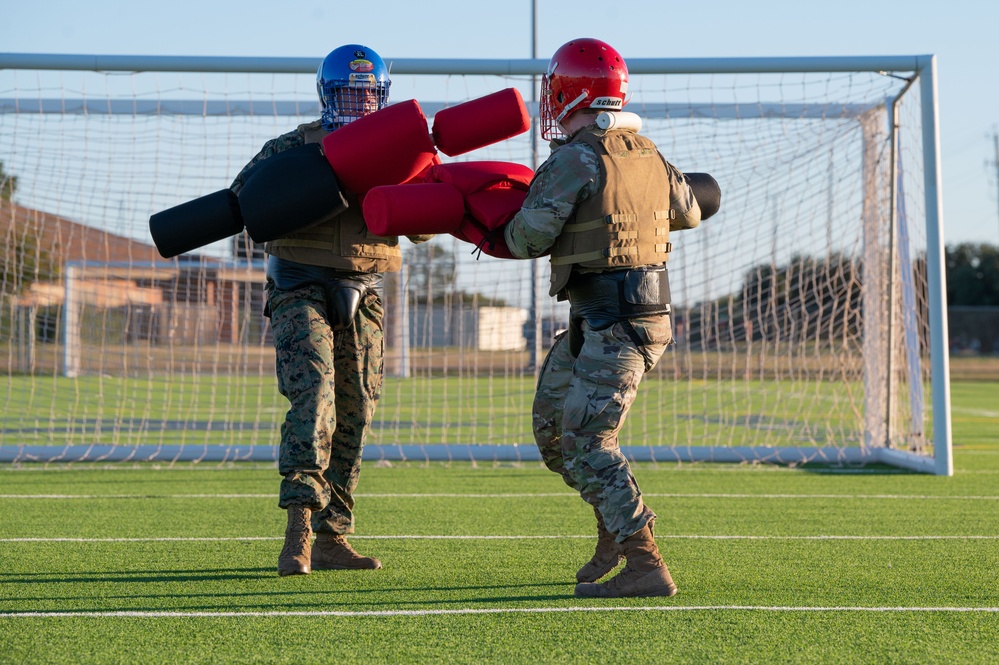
[0,52,951,474]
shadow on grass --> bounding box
[0,570,578,610]
[0,567,274,584]
[0,567,574,589]
[794,463,921,475]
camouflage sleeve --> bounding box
[503,142,600,259]
[229,128,306,195]
[663,158,702,232]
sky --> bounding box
[2,0,998,247]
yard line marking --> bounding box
[2,492,998,500]
[0,494,277,499]
[1,606,997,618]
[646,493,999,500]
[2,535,997,543]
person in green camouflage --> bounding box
[503,38,701,598]
[231,44,432,577]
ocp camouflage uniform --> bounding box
[504,125,700,543]
[232,121,432,537]
[533,314,672,539]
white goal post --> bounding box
[0,52,952,474]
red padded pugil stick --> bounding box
[431,88,531,157]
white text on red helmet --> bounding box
[590,97,623,109]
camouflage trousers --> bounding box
[533,314,672,542]
[267,283,384,535]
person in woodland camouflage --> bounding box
[231,44,432,577]
[503,38,701,597]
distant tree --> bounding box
[404,242,507,306]
[946,243,999,306]
[406,242,457,303]
[1,223,59,297]
[738,253,863,344]
[0,163,58,296]
[0,160,17,201]
[675,243,999,351]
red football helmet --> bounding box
[540,38,629,140]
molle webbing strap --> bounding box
[548,210,673,266]
[268,239,334,250]
[562,210,672,232]
[269,235,399,259]
[550,246,636,266]
[267,218,338,249]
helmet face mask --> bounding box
[317,45,390,130]
[540,38,629,140]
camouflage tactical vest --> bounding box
[548,128,673,296]
[264,120,403,273]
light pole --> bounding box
[528,0,544,375]
[994,130,999,243]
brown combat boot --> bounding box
[574,522,677,598]
[312,533,382,570]
[277,505,312,577]
[576,506,624,583]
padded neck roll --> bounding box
[431,88,531,157]
[595,111,643,132]
[321,99,438,195]
[684,172,721,220]
[362,183,465,236]
[237,143,348,243]
[149,188,244,258]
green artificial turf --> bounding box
[0,381,997,663]
[1,374,962,448]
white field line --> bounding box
[1,492,998,500]
[2,534,998,543]
[6,465,998,474]
[1,606,997,618]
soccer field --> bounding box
[0,381,997,664]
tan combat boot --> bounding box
[576,506,624,583]
[312,533,382,570]
[574,522,677,598]
[277,505,312,577]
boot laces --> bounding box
[332,535,362,556]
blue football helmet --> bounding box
[317,44,391,130]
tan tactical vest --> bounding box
[548,128,673,296]
[264,120,403,273]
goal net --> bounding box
[0,53,951,474]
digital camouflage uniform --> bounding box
[232,123,429,537]
[264,281,384,534]
[504,125,699,543]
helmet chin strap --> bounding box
[555,91,589,129]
